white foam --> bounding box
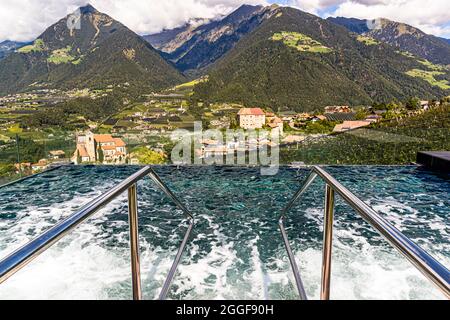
[0,181,448,300]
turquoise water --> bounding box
[0,165,448,300]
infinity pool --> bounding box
[0,165,448,300]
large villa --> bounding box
[238,108,266,129]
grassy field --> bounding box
[174,78,207,90]
[72,57,83,65]
[356,35,379,46]
[417,59,446,71]
[397,53,450,90]
[406,69,450,90]
[271,31,332,53]
[17,39,45,53]
[397,50,416,59]
[47,46,76,64]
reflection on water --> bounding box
[0,165,448,300]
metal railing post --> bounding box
[321,184,335,300]
[128,183,142,300]
[277,166,449,299]
[148,168,195,300]
[277,171,318,300]
[0,166,199,300]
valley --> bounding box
[0,3,449,183]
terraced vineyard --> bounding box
[281,104,450,165]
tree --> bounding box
[405,97,421,110]
[303,121,337,134]
[133,147,166,164]
[97,147,104,163]
[14,137,45,163]
[0,164,14,177]
[76,150,82,164]
[372,102,387,110]
[386,100,402,111]
[355,109,368,120]
[229,116,239,129]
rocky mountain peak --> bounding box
[79,4,99,15]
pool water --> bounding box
[0,165,448,300]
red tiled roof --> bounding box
[113,138,126,147]
[316,115,327,121]
[94,134,115,143]
[333,121,371,132]
[272,117,283,124]
[238,108,265,116]
[77,145,89,157]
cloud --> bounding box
[283,0,386,15]
[284,0,450,37]
[0,0,449,42]
[330,0,450,37]
[0,0,267,42]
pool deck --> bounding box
[417,151,450,173]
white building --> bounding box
[238,108,266,129]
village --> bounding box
[0,76,444,180]
[4,94,440,177]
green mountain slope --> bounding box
[144,5,276,74]
[0,5,185,95]
[193,7,449,111]
[328,17,450,65]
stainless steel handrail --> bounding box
[147,170,194,300]
[0,166,195,300]
[279,166,450,300]
[278,171,317,300]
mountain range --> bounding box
[0,5,184,95]
[145,5,276,75]
[0,40,30,60]
[188,6,449,110]
[327,17,450,65]
[0,3,449,111]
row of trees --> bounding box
[372,97,447,112]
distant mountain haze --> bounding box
[0,40,30,60]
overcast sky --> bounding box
[0,0,449,42]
